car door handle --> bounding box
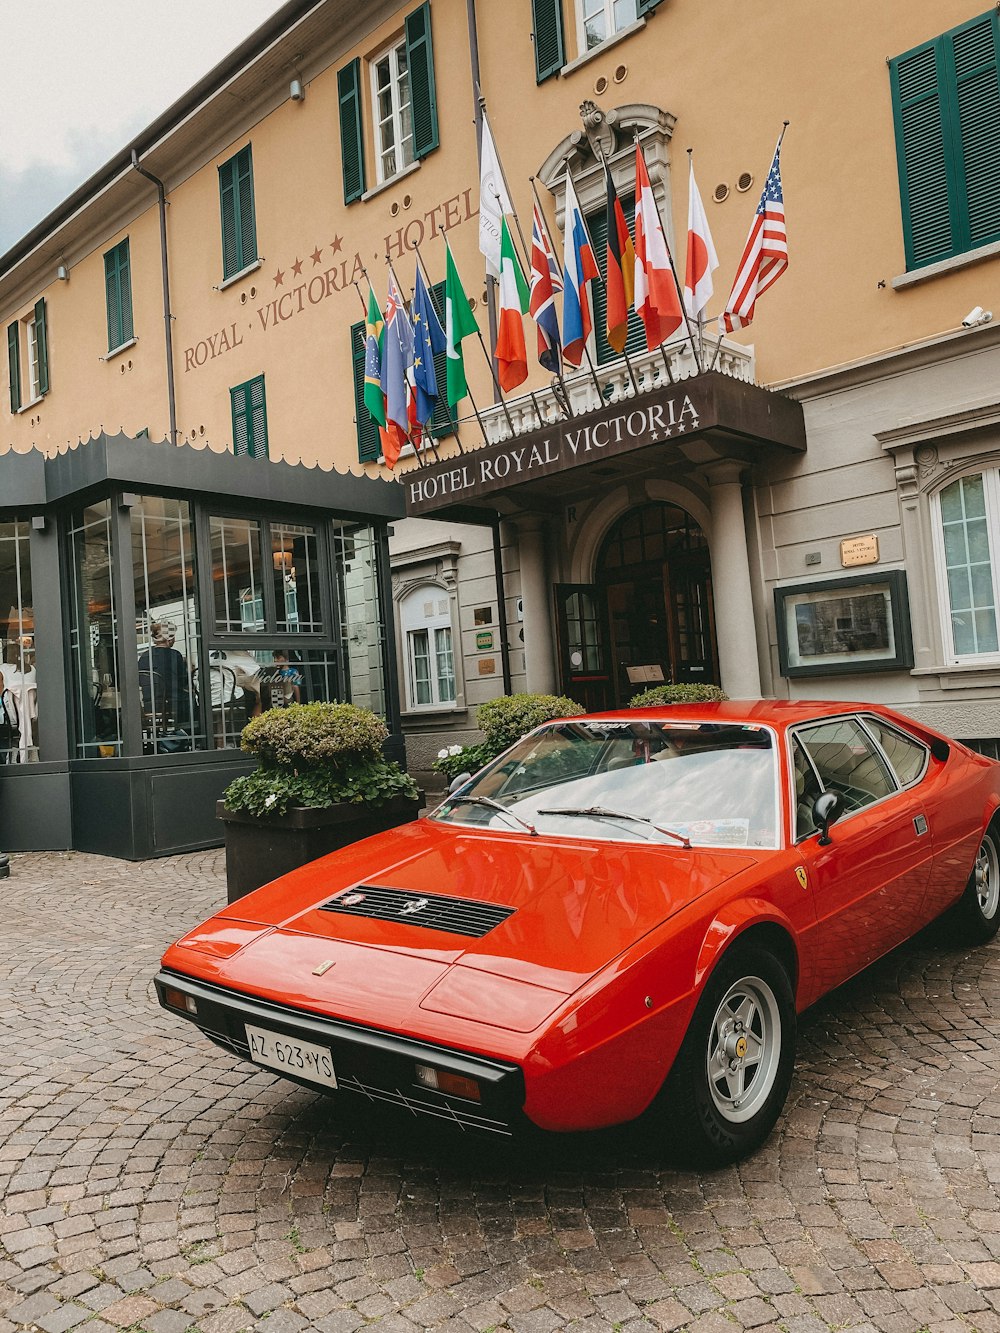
[913,814,929,836]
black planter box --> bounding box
[218,794,424,903]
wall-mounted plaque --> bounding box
[476,630,494,650]
[840,534,879,567]
[478,658,496,675]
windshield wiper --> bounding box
[536,805,691,847]
[446,794,538,837]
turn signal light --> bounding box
[164,986,197,1015]
[415,1064,481,1102]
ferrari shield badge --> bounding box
[794,865,808,890]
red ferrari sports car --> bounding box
[156,700,1000,1162]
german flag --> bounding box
[605,164,635,354]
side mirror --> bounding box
[813,790,844,846]
[448,772,473,795]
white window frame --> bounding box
[399,584,457,710]
[575,0,639,53]
[930,466,1000,665]
[370,37,414,186]
[25,313,41,400]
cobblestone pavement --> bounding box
[2,851,1000,1333]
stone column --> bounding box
[706,462,763,698]
[515,514,557,695]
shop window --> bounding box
[400,584,456,709]
[0,522,36,763]
[218,144,258,281]
[68,502,121,758]
[132,497,202,755]
[333,520,387,715]
[104,239,134,353]
[890,11,1000,270]
[7,299,50,413]
[210,516,323,638]
[231,374,268,458]
[933,470,1000,660]
[337,2,438,204]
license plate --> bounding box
[245,1024,338,1088]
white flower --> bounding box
[448,744,463,756]
[264,793,278,807]
[437,748,450,760]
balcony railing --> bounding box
[477,336,755,445]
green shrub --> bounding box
[223,702,418,816]
[433,692,582,782]
[627,683,729,708]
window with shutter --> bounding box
[32,300,49,398]
[405,2,439,159]
[338,60,366,204]
[230,375,268,459]
[532,0,565,81]
[587,197,645,364]
[352,320,383,462]
[891,11,1000,269]
[104,239,134,352]
[218,146,258,280]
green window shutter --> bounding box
[588,198,644,365]
[637,0,663,13]
[34,298,49,396]
[891,41,954,267]
[351,319,382,462]
[231,376,267,457]
[104,239,134,351]
[531,0,564,82]
[405,3,439,159]
[952,15,1000,248]
[429,281,456,439]
[219,146,257,279]
[7,322,21,414]
[338,60,366,204]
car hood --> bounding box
[165,820,758,1035]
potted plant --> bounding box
[627,683,729,707]
[218,702,421,902]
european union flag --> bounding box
[411,266,447,429]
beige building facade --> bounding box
[3,0,1000,843]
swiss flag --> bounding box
[634,143,683,349]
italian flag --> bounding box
[445,239,479,408]
[495,215,530,392]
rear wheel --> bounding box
[660,945,796,1165]
[950,824,1000,944]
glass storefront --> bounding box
[68,503,122,758]
[0,522,35,763]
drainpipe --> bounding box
[492,514,513,694]
[131,150,178,445]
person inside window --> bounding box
[138,621,192,723]
[0,669,20,764]
[268,649,301,708]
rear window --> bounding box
[864,716,928,787]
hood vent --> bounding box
[320,885,515,938]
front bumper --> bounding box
[155,969,525,1135]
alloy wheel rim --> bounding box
[974,836,1000,920]
[706,974,782,1124]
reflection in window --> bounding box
[400,584,455,708]
[372,39,414,183]
[271,522,321,633]
[69,503,121,757]
[132,497,201,755]
[200,648,341,749]
[796,718,895,815]
[333,520,386,715]
[0,522,36,763]
[938,473,999,657]
[211,516,264,633]
[581,0,637,50]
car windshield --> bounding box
[434,719,779,848]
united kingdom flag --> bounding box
[529,202,562,374]
[719,136,788,333]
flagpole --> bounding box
[352,273,427,469]
[591,147,642,398]
[412,242,483,454]
[634,130,703,375]
[532,173,605,404]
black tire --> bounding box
[658,944,796,1166]
[950,823,1000,945]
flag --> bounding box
[411,265,448,430]
[380,269,414,468]
[496,216,530,391]
[604,164,636,354]
[562,170,600,368]
[634,142,683,349]
[684,157,719,321]
[444,239,479,408]
[478,114,514,280]
[362,287,390,459]
[720,136,787,332]
[529,201,562,374]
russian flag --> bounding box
[561,170,599,368]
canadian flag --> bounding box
[684,157,719,321]
[634,143,683,349]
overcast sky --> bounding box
[0,0,288,255]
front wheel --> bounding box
[949,824,1000,944]
[658,945,796,1165]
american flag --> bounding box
[719,137,787,333]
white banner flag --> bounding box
[478,115,513,280]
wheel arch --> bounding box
[694,904,799,1000]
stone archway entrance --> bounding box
[556,502,719,710]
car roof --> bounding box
[565,699,905,732]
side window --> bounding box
[935,472,1000,660]
[797,717,896,814]
[792,738,823,840]
[864,717,929,787]
[399,584,456,709]
[7,300,49,410]
[218,145,257,281]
